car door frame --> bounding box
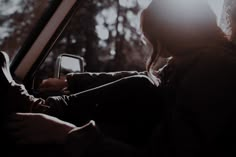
[10,0,82,89]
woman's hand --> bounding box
[39,77,68,92]
[7,113,76,144]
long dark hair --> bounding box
[140,0,230,84]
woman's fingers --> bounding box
[38,86,59,92]
[39,78,54,87]
[39,78,66,88]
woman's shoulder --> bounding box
[176,46,236,106]
[180,47,236,88]
[191,46,236,71]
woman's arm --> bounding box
[66,71,148,93]
[39,71,147,94]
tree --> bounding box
[0,0,48,58]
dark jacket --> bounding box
[66,71,148,93]
[61,46,236,156]
[150,47,236,156]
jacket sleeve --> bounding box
[66,71,148,93]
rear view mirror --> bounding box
[54,54,85,78]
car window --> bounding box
[0,0,49,60]
[34,0,152,83]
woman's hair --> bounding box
[140,0,230,78]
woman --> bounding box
[2,0,236,156]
